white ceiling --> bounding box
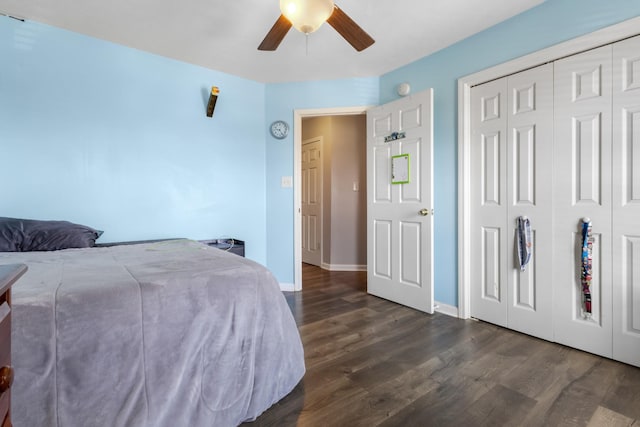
[0,0,544,83]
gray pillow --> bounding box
[0,217,103,252]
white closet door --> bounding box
[553,45,613,358]
[471,78,508,327]
[612,35,640,367]
[470,64,553,338]
[506,64,554,341]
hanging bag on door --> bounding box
[581,219,593,317]
[517,216,532,272]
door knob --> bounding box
[419,208,430,216]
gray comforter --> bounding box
[0,240,305,427]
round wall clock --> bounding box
[270,120,289,139]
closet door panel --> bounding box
[553,45,613,358]
[471,79,508,327]
[506,63,554,341]
[613,35,640,367]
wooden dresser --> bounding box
[0,264,27,427]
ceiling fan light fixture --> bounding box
[279,0,335,34]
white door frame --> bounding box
[293,105,372,291]
[457,16,640,319]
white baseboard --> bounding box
[279,282,296,292]
[434,301,459,318]
[320,263,367,272]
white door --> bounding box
[301,136,322,266]
[470,64,554,340]
[506,64,554,340]
[366,89,434,313]
[612,34,640,367]
[470,78,509,327]
[553,45,613,358]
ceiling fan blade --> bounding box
[258,15,292,51]
[326,5,375,52]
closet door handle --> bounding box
[419,208,430,216]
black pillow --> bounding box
[0,217,103,252]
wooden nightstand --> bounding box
[0,264,27,427]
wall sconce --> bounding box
[206,86,220,117]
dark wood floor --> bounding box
[245,264,640,427]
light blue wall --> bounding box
[0,17,268,263]
[379,0,640,306]
[264,79,379,283]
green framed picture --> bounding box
[391,153,410,184]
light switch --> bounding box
[281,176,293,188]
[353,181,359,191]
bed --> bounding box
[0,219,305,427]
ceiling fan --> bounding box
[258,0,375,52]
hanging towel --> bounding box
[581,219,593,316]
[517,216,532,271]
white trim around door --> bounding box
[457,15,640,319]
[293,105,372,291]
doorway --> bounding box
[293,107,369,290]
